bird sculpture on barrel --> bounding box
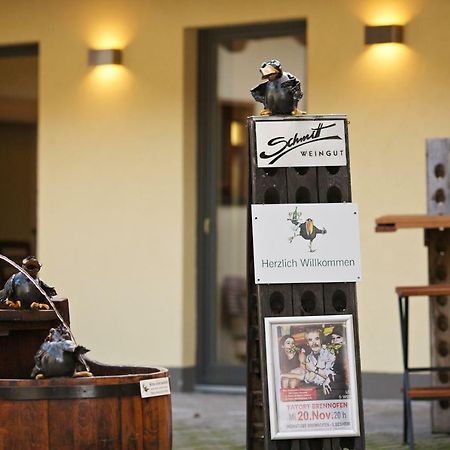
[251,59,304,116]
[0,256,56,310]
[31,325,92,379]
[0,253,92,379]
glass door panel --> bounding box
[197,22,307,385]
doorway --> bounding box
[0,44,38,284]
[197,21,307,386]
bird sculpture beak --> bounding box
[260,65,279,80]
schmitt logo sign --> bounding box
[255,117,347,168]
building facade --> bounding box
[0,0,448,394]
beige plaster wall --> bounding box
[0,0,448,373]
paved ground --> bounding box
[172,393,450,449]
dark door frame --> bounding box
[196,19,307,386]
[0,43,38,58]
[0,42,39,259]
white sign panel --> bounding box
[265,315,360,439]
[251,203,361,284]
[140,377,171,399]
[255,118,347,168]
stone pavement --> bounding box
[172,393,450,449]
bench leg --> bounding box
[399,295,415,448]
[404,373,415,450]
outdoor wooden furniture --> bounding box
[396,284,450,450]
[0,299,172,449]
[376,214,450,450]
[375,214,450,232]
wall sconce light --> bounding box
[364,25,404,45]
[88,49,123,66]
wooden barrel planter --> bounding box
[0,299,172,450]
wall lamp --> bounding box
[88,49,123,66]
[364,25,404,45]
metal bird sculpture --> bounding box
[0,256,56,310]
[31,325,92,379]
[251,59,304,116]
[0,253,91,378]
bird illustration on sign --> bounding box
[287,207,327,252]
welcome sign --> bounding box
[255,116,347,168]
[251,203,361,284]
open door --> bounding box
[197,21,307,387]
[0,44,38,284]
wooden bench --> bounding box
[396,284,450,450]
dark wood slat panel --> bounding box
[73,399,98,450]
[0,397,18,449]
[427,139,450,433]
[287,167,319,204]
[248,116,364,450]
[426,140,450,432]
[48,399,76,449]
[121,396,144,450]
[293,284,324,316]
[97,397,121,449]
[18,399,49,450]
[427,229,450,432]
[142,395,172,450]
[318,123,364,449]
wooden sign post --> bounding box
[246,115,365,450]
[427,138,450,433]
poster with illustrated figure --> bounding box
[265,315,360,439]
[251,203,361,284]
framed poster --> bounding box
[251,203,361,284]
[264,315,360,439]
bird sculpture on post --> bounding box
[0,256,56,310]
[31,325,92,379]
[250,59,304,116]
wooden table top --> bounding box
[375,214,450,232]
[395,284,450,297]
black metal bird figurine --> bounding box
[0,256,56,310]
[31,325,92,379]
[251,59,304,116]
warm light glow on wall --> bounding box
[84,60,132,96]
[88,28,130,50]
[365,42,406,62]
[356,0,415,26]
[368,13,408,26]
[90,64,127,82]
[356,41,415,80]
